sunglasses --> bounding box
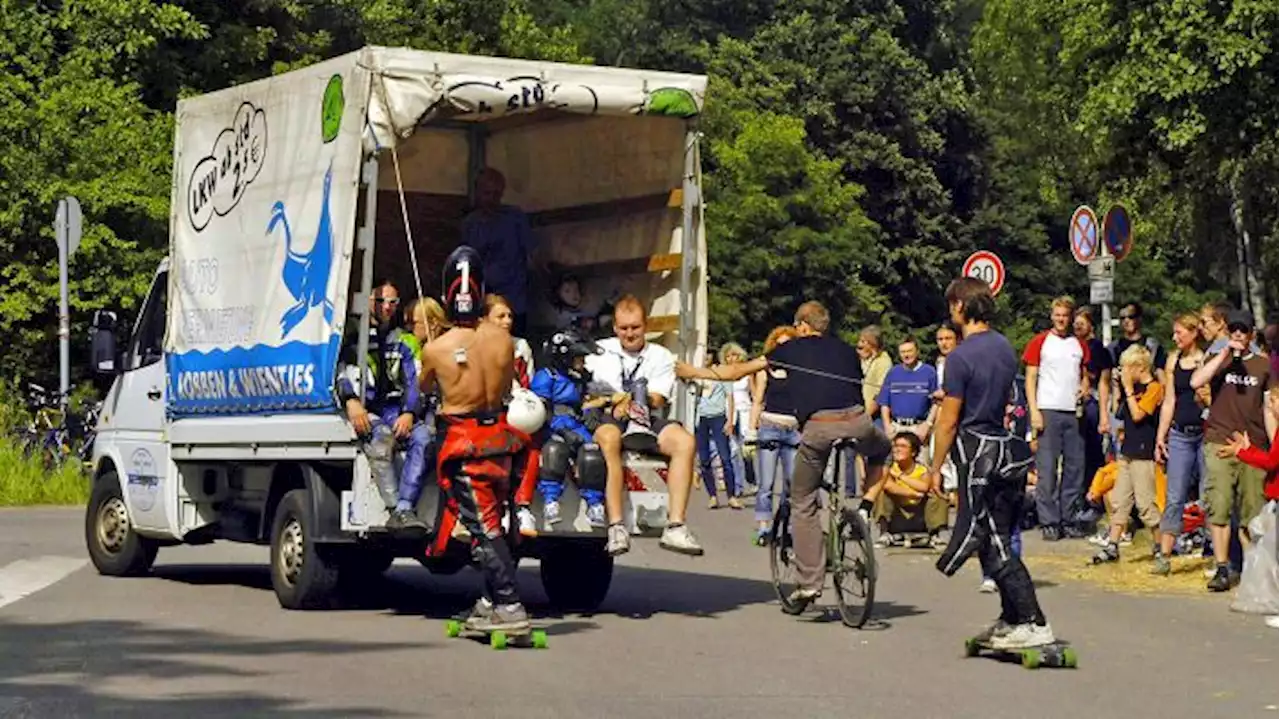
[1119,314,1137,320]
[1228,323,1252,334]
[375,297,400,306]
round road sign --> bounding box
[962,250,1006,296]
[1103,204,1133,262]
[1069,205,1099,266]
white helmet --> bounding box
[507,387,547,434]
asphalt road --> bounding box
[0,503,1275,718]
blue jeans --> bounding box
[1160,428,1205,534]
[696,414,739,497]
[754,421,801,522]
[1035,409,1085,527]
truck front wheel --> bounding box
[85,472,158,577]
[540,540,614,614]
[270,489,340,610]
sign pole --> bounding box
[1099,243,1113,348]
[54,197,82,410]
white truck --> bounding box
[83,46,709,613]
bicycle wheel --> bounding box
[768,502,806,614]
[832,506,877,628]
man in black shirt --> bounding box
[677,301,891,610]
[929,277,1055,650]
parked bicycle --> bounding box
[767,436,877,628]
[15,383,98,470]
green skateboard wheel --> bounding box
[964,638,980,657]
[1061,647,1078,668]
[491,631,508,650]
[531,630,548,649]
[1021,650,1041,669]
[445,620,462,638]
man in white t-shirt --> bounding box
[584,295,703,557]
[1022,296,1091,541]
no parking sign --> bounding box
[1069,205,1099,266]
[962,250,1005,296]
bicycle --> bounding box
[15,383,97,470]
[767,436,877,629]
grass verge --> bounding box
[1024,529,1217,597]
[0,438,90,506]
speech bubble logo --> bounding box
[187,102,268,232]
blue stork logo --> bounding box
[269,162,336,338]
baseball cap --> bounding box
[1226,309,1254,333]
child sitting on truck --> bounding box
[515,327,609,534]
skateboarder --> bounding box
[421,245,535,633]
[928,277,1056,650]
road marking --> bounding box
[0,556,87,609]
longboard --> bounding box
[444,619,549,650]
[964,637,1077,669]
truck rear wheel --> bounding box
[85,472,158,577]
[540,539,613,613]
[270,489,340,610]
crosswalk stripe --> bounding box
[0,556,87,610]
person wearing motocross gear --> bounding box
[337,280,430,534]
[516,328,609,534]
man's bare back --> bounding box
[422,322,515,415]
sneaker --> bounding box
[708,497,721,510]
[727,497,744,510]
[979,578,998,593]
[462,597,495,628]
[606,523,631,556]
[468,602,531,633]
[928,531,947,549]
[1150,553,1171,576]
[1090,542,1119,564]
[785,587,821,610]
[1264,615,1280,629]
[1119,531,1133,546]
[1207,565,1232,592]
[543,500,561,527]
[516,507,537,537]
[754,527,769,547]
[875,533,897,549]
[990,622,1055,650]
[660,523,705,556]
[585,503,607,528]
[974,618,1012,642]
[1087,531,1110,547]
[1041,525,1061,542]
[386,508,429,535]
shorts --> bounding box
[1203,442,1267,526]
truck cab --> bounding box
[83,47,709,614]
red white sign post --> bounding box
[962,250,1006,297]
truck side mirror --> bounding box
[90,310,119,376]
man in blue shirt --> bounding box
[877,337,938,462]
[461,168,536,336]
[929,277,1055,650]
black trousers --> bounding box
[936,428,1046,626]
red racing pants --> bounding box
[428,411,531,606]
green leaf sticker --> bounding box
[645,87,699,118]
[321,74,344,143]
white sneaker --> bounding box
[543,500,561,527]
[979,578,998,593]
[606,523,631,556]
[660,524,705,556]
[585,503,607,527]
[974,618,1012,642]
[516,507,537,537]
[1265,615,1280,629]
[990,622,1055,650]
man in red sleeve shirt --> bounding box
[1022,296,1091,541]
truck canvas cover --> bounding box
[165,47,707,418]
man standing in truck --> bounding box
[337,280,430,534]
[461,167,536,337]
[420,245,535,633]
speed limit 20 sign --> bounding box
[962,250,1006,296]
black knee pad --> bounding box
[539,436,573,484]
[575,443,607,492]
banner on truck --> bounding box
[166,57,364,416]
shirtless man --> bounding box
[420,245,534,632]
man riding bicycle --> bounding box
[677,301,891,610]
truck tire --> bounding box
[540,540,613,613]
[270,489,340,610]
[85,472,158,577]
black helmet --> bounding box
[442,245,484,324]
[543,327,601,380]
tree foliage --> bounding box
[0,0,1273,388]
